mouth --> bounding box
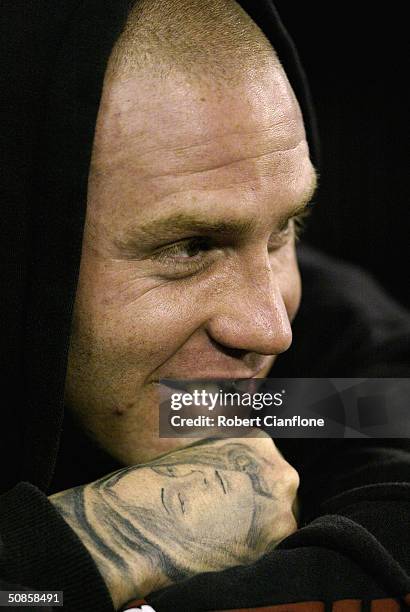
[157,366,270,387]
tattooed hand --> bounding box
[50,431,299,610]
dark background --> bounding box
[274,2,409,308]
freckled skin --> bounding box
[64,62,315,466]
[52,55,310,609]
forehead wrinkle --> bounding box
[92,135,308,188]
[92,86,305,178]
[135,139,307,182]
[98,113,304,158]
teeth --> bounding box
[185,382,199,393]
[182,382,216,396]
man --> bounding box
[0,1,409,611]
[52,435,299,608]
[53,0,304,605]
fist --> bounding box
[51,430,299,608]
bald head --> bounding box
[70,0,315,467]
[106,0,280,86]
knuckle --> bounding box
[274,462,300,496]
[285,463,300,491]
[277,454,299,482]
[277,512,298,540]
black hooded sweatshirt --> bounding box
[0,1,409,611]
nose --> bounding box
[205,258,293,356]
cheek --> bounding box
[71,240,301,378]
[179,475,254,541]
[72,250,204,368]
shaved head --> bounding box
[106,0,280,86]
[68,0,314,465]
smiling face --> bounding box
[114,462,256,540]
[64,58,317,465]
[92,438,291,573]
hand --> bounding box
[50,431,299,609]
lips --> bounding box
[158,368,269,386]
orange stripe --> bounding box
[122,594,410,611]
[210,603,324,612]
[370,598,400,611]
[208,596,410,612]
[332,600,361,611]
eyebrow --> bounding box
[115,169,318,254]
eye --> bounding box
[149,236,219,276]
[267,218,293,251]
[163,237,213,259]
[268,210,311,251]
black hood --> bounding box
[0,0,319,493]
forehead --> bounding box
[86,61,313,233]
[91,60,305,171]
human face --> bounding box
[90,438,294,572]
[64,60,317,465]
[109,462,256,542]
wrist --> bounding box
[102,552,167,610]
[50,486,168,609]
